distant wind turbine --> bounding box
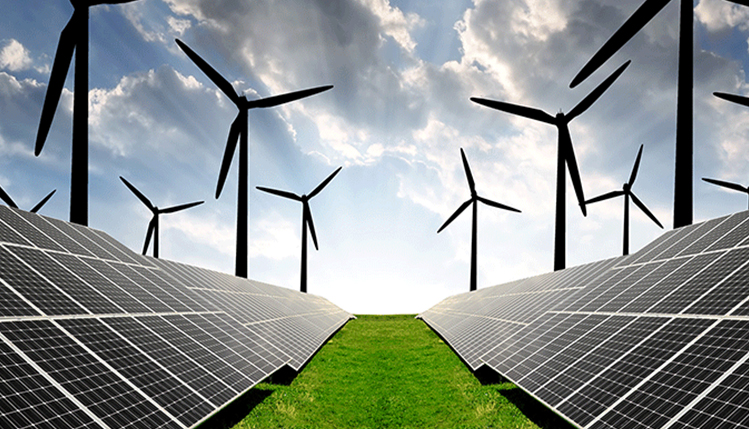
[585,144,663,255]
[0,187,56,214]
[256,167,342,293]
[471,60,630,271]
[702,178,749,210]
[569,0,694,228]
[35,0,142,226]
[120,177,203,258]
[176,38,333,278]
[438,148,520,292]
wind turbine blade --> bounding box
[36,15,76,156]
[570,0,670,88]
[724,0,749,6]
[256,186,302,201]
[215,114,242,199]
[160,201,204,214]
[308,167,342,199]
[470,98,555,124]
[628,144,644,186]
[476,196,521,213]
[0,185,18,209]
[702,177,748,194]
[714,92,749,109]
[460,148,476,194]
[304,202,319,251]
[120,176,155,211]
[585,190,625,205]
[561,126,587,216]
[631,192,663,228]
[245,85,334,109]
[143,217,156,255]
[30,190,56,213]
[437,199,472,233]
[175,39,239,104]
[567,60,631,121]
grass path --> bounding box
[220,315,570,429]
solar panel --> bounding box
[420,209,749,429]
[0,205,352,428]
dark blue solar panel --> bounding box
[0,339,101,429]
[595,319,749,429]
[9,246,122,315]
[0,320,177,429]
[103,317,235,407]
[0,245,86,315]
[620,253,717,314]
[57,318,214,427]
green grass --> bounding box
[212,315,573,429]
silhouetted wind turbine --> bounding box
[702,178,749,209]
[570,0,694,228]
[471,60,630,271]
[256,167,341,293]
[585,144,663,255]
[0,187,56,214]
[176,39,333,279]
[35,0,141,226]
[120,177,203,258]
[438,149,520,292]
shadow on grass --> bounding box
[492,383,577,429]
[196,385,275,429]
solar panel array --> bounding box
[0,205,352,429]
[420,210,749,429]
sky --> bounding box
[1,0,749,314]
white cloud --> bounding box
[0,39,32,72]
[696,0,749,32]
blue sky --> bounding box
[1,0,749,314]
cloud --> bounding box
[695,0,749,33]
[0,39,32,72]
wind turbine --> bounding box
[569,0,695,228]
[438,149,520,292]
[0,187,56,214]
[702,178,749,210]
[256,167,341,293]
[175,39,333,278]
[471,60,630,271]
[120,177,204,258]
[35,0,141,226]
[585,144,663,255]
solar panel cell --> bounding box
[103,317,233,407]
[51,254,150,313]
[82,259,172,313]
[620,253,717,314]
[517,315,609,397]
[0,216,32,246]
[0,245,86,315]
[705,211,749,252]
[682,247,749,315]
[0,208,67,252]
[0,340,101,429]
[595,319,749,429]
[671,358,749,428]
[0,320,178,429]
[678,213,748,257]
[9,247,122,315]
[554,316,669,426]
[12,210,95,257]
[56,318,214,427]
